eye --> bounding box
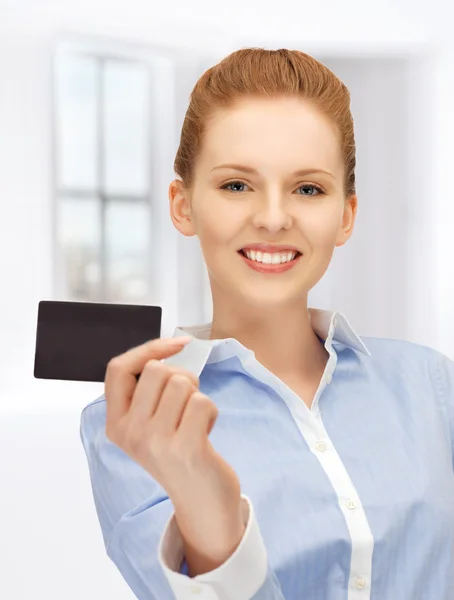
[220,180,250,193]
[296,184,324,196]
[220,181,325,196]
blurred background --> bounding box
[1,0,453,598]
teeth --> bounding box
[243,250,297,264]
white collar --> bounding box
[163,308,371,377]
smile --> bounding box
[238,249,302,273]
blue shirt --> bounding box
[80,308,454,600]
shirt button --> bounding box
[355,577,367,590]
[346,499,357,510]
[189,584,202,594]
[315,441,327,452]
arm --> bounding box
[159,494,286,600]
[173,492,246,577]
[80,397,286,600]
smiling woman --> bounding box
[169,64,356,342]
[80,47,454,600]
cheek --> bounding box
[195,217,233,268]
[298,205,343,247]
[197,202,244,243]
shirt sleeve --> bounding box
[433,350,454,471]
[80,396,286,600]
[158,494,286,600]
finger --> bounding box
[128,363,199,426]
[177,391,219,449]
[105,336,191,426]
[150,373,196,437]
[145,364,199,391]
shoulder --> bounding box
[80,393,107,446]
[360,335,449,363]
[81,393,106,415]
[360,334,435,354]
[359,335,454,396]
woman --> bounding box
[80,48,454,600]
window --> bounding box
[54,50,152,303]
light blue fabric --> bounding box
[80,312,454,600]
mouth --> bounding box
[237,248,303,273]
[238,248,302,264]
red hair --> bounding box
[174,48,356,197]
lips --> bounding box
[240,243,302,254]
[239,248,302,273]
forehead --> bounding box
[198,97,343,174]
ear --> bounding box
[335,194,358,247]
[168,179,197,237]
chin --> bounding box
[235,282,306,310]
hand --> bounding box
[104,336,245,574]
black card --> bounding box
[34,301,162,383]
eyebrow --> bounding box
[210,164,335,179]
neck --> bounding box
[209,297,329,382]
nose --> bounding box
[251,192,293,233]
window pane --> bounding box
[55,54,99,190]
[58,195,101,300]
[105,201,151,303]
[103,61,150,196]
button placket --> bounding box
[346,499,357,511]
[189,584,202,594]
[354,577,367,590]
[315,440,328,452]
[185,583,220,599]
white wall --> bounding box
[1,1,453,599]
